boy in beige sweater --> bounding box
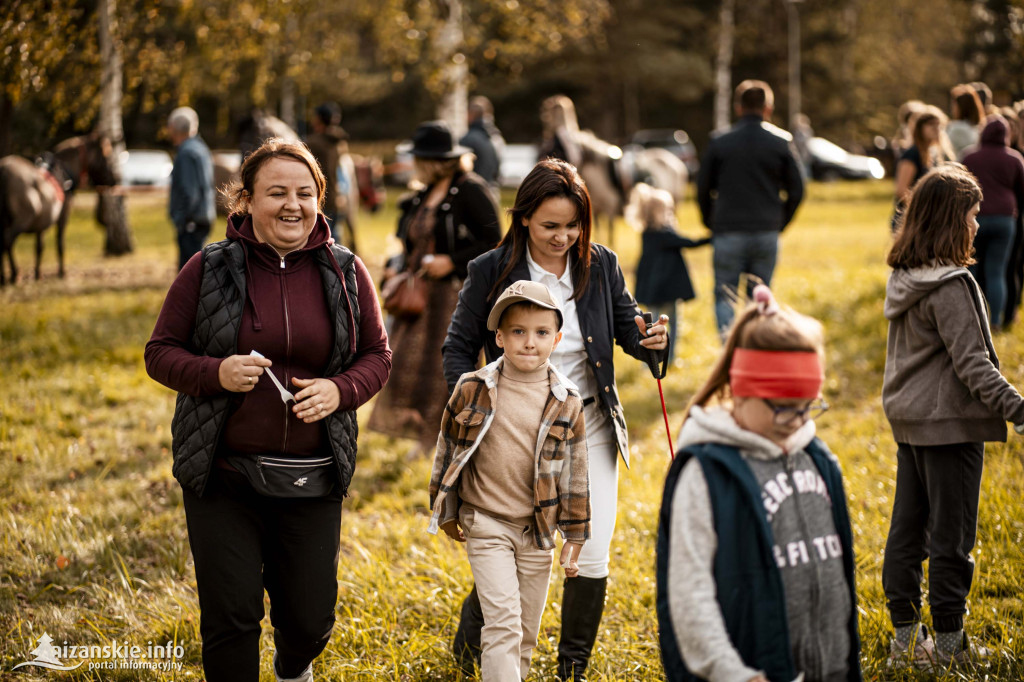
[429,280,590,681]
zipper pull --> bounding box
[279,256,286,269]
[256,457,268,485]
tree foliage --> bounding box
[4,0,1024,156]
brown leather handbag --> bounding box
[382,270,427,319]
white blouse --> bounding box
[525,248,611,439]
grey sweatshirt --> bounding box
[883,265,1024,444]
[668,407,851,682]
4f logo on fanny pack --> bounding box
[293,477,308,487]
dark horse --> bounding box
[0,133,113,285]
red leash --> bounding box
[657,377,675,459]
[643,313,675,459]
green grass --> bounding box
[1,181,1022,680]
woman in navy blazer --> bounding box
[442,159,668,680]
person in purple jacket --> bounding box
[145,139,392,682]
[962,115,1024,329]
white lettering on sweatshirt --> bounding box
[774,533,844,567]
[761,467,831,521]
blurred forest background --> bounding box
[5,0,1024,157]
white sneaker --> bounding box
[935,632,991,669]
[887,626,936,671]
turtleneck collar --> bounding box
[500,358,551,383]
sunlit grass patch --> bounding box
[1,180,1022,680]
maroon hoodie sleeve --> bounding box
[329,256,393,411]
[144,252,227,397]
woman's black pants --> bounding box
[882,442,984,633]
[182,469,342,681]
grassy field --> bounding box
[1,181,1022,681]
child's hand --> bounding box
[559,541,583,577]
[440,519,466,543]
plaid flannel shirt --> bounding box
[428,357,591,549]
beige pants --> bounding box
[461,507,553,682]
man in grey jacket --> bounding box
[167,106,215,270]
[697,80,804,335]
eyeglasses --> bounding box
[761,398,829,425]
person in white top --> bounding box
[443,158,669,680]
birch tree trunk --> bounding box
[435,0,467,139]
[713,0,736,132]
[279,16,298,131]
[95,0,133,256]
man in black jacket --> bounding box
[697,80,804,334]
[460,95,505,196]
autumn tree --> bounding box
[0,1,97,155]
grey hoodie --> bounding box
[668,407,851,682]
[883,265,1024,444]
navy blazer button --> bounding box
[604,386,610,393]
[595,361,602,368]
[587,336,593,343]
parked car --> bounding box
[499,144,538,188]
[807,137,885,181]
[387,141,414,186]
[119,149,173,186]
[387,141,538,189]
[628,129,699,176]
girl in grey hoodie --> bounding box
[657,286,860,682]
[883,165,1024,668]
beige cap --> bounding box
[486,280,564,331]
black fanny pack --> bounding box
[223,455,336,498]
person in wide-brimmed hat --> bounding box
[409,120,474,159]
[367,121,501,452]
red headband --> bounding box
[729,348,824,399]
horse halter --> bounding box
[34,153,74,193]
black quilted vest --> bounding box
[170,239,361,497]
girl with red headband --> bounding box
[656,285,861,682]
[882,165,1024,669]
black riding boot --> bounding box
[452,585,484,676]
[557,576,608,681]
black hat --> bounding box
[409,120,472,159]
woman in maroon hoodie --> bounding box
[145,139,392,682]
[963,115,1024,329]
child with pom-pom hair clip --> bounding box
[655,284,861,682]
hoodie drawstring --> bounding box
[242,245,264,331]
